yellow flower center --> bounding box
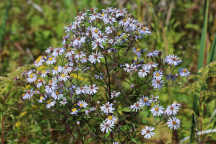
[61,74,66,77]
[72,108,77,112]
[155,107,159,111]
[79,103,84,107]
[94,29,98,33]
[29,74,34,78]
[155,72,160,77]
[48,57,53,61]
[54,66,58,70]
[172,121,177,125]
[108,115,113,120]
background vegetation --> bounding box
[0,0,216,143]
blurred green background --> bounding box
[0,0,216,143]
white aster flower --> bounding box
[111,91,120,99]
[46,56,56,65]
[77,100,88,108]
[179,68,190,77]
[88,52,103,63]
[153,70,163,80]
[165,55,182,66]
[46,101,56,109]
[167,117,180,130]
[165,103,181,116]
[70,108,79,115]
[151,105,164,116]
[100,102,115,114]
[141,126,155,139]
[27,73,37,83]
[100,120,114,133]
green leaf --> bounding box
[198,0,209,70]
[208,34,216,63]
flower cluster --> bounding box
[23,8,189,142]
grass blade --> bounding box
[198,0,209,70]
[208,34,216,63]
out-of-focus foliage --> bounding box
[0,0,216,143]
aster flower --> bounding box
[70,108,79,115]
[167,117,180,130]
[165,103,181,116]
[130,101,143,112]
[151,105,164,116]
[27,73,37,83]
[86,84,98,95]
[100,102,115,114]
[152,79,163,89]
[46,56,56,65]
[153,70,163,80]
[34,56,45,67]
[88,52,103,63]
[138,66,150,78]
[141,126,155,139]
[111,91,121,99]
[179,68,190,77]
[105,115,118,124]
[23,89,34,99]
[165,55,182,66]
[46,101,56,109]
[77,100,88,108]
[100,120,114,133]
[139,96,152,106]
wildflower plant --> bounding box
[23,8,189,143]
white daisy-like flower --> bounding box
[167,117,180,130]
[27,73,37,83]
[70,108,79,115]
[41,70,48,78]
[145,62,158,70]
[52,48,65,57]
[46,101,56,109]
[179,68,190,77]
[36,79,44,88]
[86,84,98,95]
[100,120,114,133]
[88,52,103,63]
[111,91,120,99]
[147,50,160,57]
[130,101,143,112]
[52,66,63,75]
[100,102,115,114]
[75,51,86,61]
[58,73,69,81]
[153,70,163,80]
[46,56,56,65]
[123,64,137,73]
[34,56,45,67]
[165,55,182,66]
[165,103,181,116]
[75,86,86,95]
[152,79,163,89]
[151,105,164,116]
[139,96,152,106]
[138,66,150,78]
[38,95,46,103]
[105,115,118,124]
[141,126,155,139]
[23,89,34,99]
[77,100,88,108]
